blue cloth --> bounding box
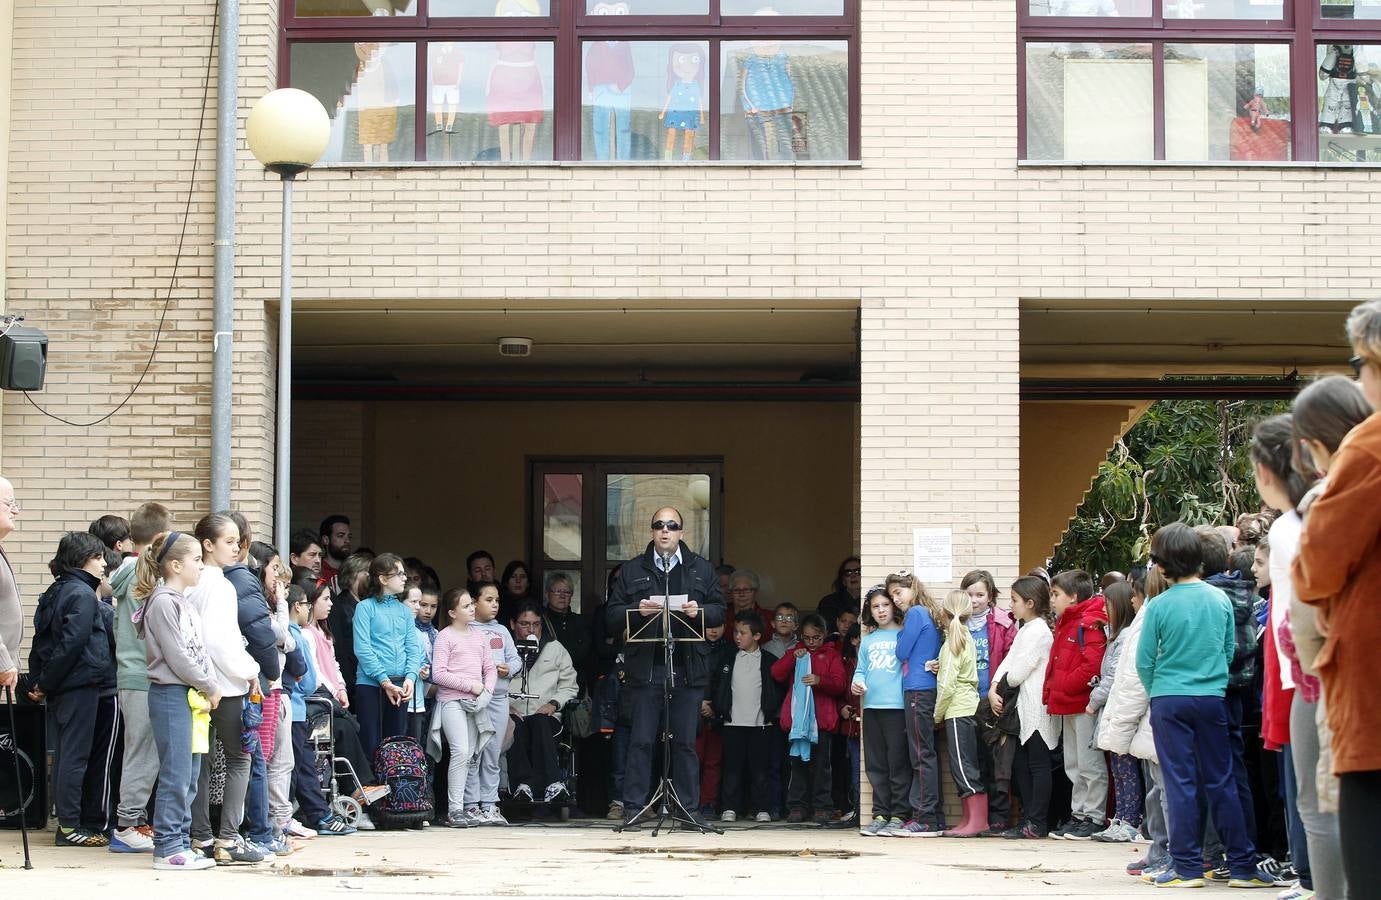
[896,608,941,691]
[788,653,817,763]
[148,682,198,858]
[969,613,991,697]
[741,51,794,111]
[1150,695,1257,880]
[664,80,702,131]
[352,594,424,688]
[853,628,904,709]
[287,622,318,722]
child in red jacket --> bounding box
[772,614,846,825]
[1042,569,1109,840]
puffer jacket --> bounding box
[29,570,115,697]
[1095,603,1156,762]
[1043,595,1108,715]
[1206,571,1258,691]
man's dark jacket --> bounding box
[605,541,725,688]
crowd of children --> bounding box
[8,343,1378,897]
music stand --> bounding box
[615,564,723,837]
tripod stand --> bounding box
[616,552,722,837]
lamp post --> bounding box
[246,88,330,562]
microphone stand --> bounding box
[618,550,721,837]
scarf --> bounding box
[788,652,817,762]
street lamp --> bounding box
[246,88,330,562]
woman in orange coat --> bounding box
[1292,297,1381,892]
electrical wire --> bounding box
[21,2,219,427]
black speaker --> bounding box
[0,697,47,830]
[0,326,47,391]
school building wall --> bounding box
[2,0,1381,630]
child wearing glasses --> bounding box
[771,613,846,824]
[352,553,424,758]
[764,603,800,659]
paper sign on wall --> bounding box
[913,527,953,585]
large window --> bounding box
[1020,0,1381,161]
[283,0,858,164]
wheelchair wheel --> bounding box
[333,794,363,827]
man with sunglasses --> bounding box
[606,507,725,830]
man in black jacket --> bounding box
[605,507,724,828]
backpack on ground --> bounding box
[369,735,433,828]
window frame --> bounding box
[280,0,861,162]
[1018,0,1381,161]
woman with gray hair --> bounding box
[1292,297,1381,891]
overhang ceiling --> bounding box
[292,300,859,383]
[1021,299,1355,379]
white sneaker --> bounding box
[543,782,569,804]
[720,810,737,823]
[514,783,534,802]
[482,803,509,826]
[283,819,317,839]
[154,849,216,871]
[354,812,376,831]
[111,825,155,853]
[754,812,772,823]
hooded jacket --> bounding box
[29,569,115,696]
[1095,603,1157,762]
[605,541,725,688]
[771,641,846,733]
[186,565,261,697]
[1042,595,1108,715]
[1205,571,1259,691]
[110,556,150,691]
[1293,411,1381,774]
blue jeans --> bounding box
[1151,696,1256,880]
[148,683,198,858]
[245,744,273,844]
[746,110,794,161]
[590,85,631,161]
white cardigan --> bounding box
[1095,604,1157,762]
[991,618,1058,749]
[185,565,260,697]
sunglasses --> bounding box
[843,567,861,576]
[1350,355,1367,377]
[650,520,683,532]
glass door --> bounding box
[530,459,723,613]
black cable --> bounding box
[22,2,220,427]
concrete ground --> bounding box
[0,820,1174,898]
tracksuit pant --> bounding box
[862,708,910,820]
[192,694,249,843]
[116,687,159,829]
[945,715,984,799]
[787,732,834,816]
[903,689,943,825]
[1061,711,1107,825]
[465,693,509,806]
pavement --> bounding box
[0,819,1177,898]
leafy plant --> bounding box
[1049,399,1288,576]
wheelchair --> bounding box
[305,695,367,828]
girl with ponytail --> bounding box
[133,531,219,871]
[934,589,985,837]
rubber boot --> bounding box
[943,793,989,837]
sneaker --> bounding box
[1205,863,1232,882]
[258,835,293,857]
[351,783,390,806]
[754,812,771,823]
[1128,858,1150,876]
[543,782,570,804]
[786,809,805,823]
[1065,819,1102,841]
[1094,819,1139,843]
[1274,884,1312,900]
[860,815,887,836]
[812,812,832,827]
[213,836,267,864]
[721,810,738,823]
[978,823,1008,837]
[1150,869,1206,889]
[1049,818,1078,840]
[889,819,943,837]
[110,825,155,853]
[464,805,485,826]
[445,815,474,829]
[1142,865,1173,884]
[1227,867,1280,889]
[482,804,509,826]
[1258,857,1295,886]
[194,838,215,859]
[316,815,357,836]
[283,819,317,840]
[153,849,217,871]
[354,812,376,831]
[56,826,110,848]
[513,783,535,802]
[607,802,625,821]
